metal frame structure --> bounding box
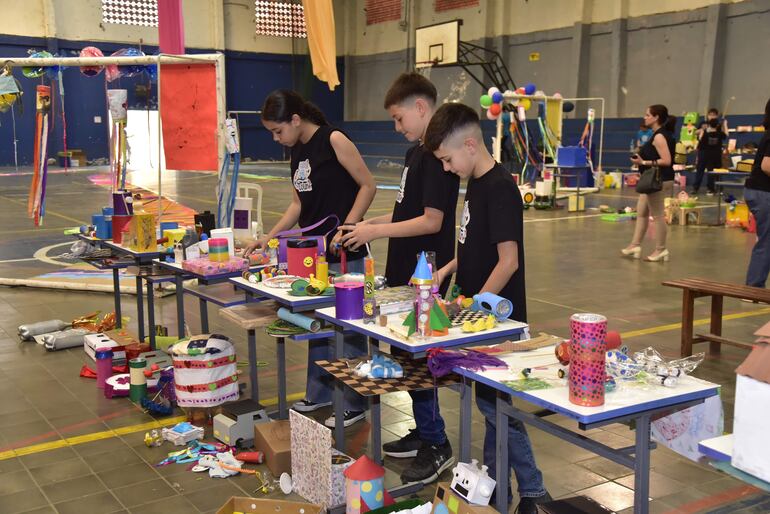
[0,53,227,227]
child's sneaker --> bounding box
[383,429,422,458]
[400,440,454,485]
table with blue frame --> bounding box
[705,170,749,225]
[313,305,529,499]
[452,348,720,514]
[229,277,338,419]
[102,241,162,346]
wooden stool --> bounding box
[219,302,278,404]
[678,207,700,226]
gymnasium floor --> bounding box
[0,163,769,513]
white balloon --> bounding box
[487,86,500,97]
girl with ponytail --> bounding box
[622,104,676,262]
[244,89,376,427]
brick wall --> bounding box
[435,0,478,12]
[365,0,402,25]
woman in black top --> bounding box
[244,90,376,427]
[622,104,676,262]
[744,98,770,287]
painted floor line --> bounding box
[0,391,305,461]
[619,307,770,339]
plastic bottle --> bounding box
[18,320,70,340]
[95,347,114,389]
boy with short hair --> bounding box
[425,103,550,514]
[341,72,460,486]
[693,108,728,195]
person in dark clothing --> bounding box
[425,103,551,514]
[341,73,460,486]
[243,89,376,428]
[622,104,677,262]
[744,99,770,287]
[692,108,728,195]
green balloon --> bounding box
[479,95,493,108]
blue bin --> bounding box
[557,146,588,168]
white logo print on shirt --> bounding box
[396,166,409,203]
[459,200,469,244]
[293,159,313,192]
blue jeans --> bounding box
[745,187,770,288]
[692,156,715,193]
[476,383,546,500]
[391,347,447,445]
[305,258,367,412]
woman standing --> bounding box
[622,104,677,262]
[244,89,376,427]
[744,99,770,288]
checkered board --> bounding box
[448,309,487,327]
[316,358,458,397]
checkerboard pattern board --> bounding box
[255,0,307,38]
[448,309,487,327]
[102,0,158,27]
[316,358,458,397]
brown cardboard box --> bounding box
[216,496,323,514]
[254,420,292,477]
[431,483,497,514]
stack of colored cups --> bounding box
[208,238,229,262]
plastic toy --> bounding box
[471,292,513,320]
[450,459,496,506]
[212,399,269,447]
[353,354,404,379]
[461,314,497,333]
[162,422,205,446]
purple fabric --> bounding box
[427,349,507,377]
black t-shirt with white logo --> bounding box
[456,163,526,322]
[698,128,726,169]
[384,144,460,290]
[290,125,363,263]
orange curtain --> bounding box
[301,0,340,91]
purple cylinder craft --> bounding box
[334,282,364,320]
[112,190,133,216]
[568,313,607,407]
[159,366,176,404]
[95,347,114,389]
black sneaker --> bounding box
[324,410,366,428]
[514,492,552,514]
[383,429,423,458]
[292,399,332,412]
[400,440,454,485]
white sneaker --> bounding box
[292,399,332,412]
[324,410,366,428]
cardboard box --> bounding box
[84,333,126,365]
[254,420,292,477]
[431,483,497,514]
[216,496,323,514]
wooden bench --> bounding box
[663,278,770,356]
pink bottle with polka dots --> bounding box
[568,313,607,407]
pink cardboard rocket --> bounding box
[343,455,386,513]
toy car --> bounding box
[212,399,269,447]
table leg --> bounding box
[710,295,723,354]
[715,185,723,225]
[459,376,472,464]
[633,413,652,514]
[175,273,185,338]
[681,290,695,357]
[333,327,345,452]
[199,298,209,333]
[146,280,156,350]
[248,329,259,403]
[495,393,509,514]
[276,336,287,419]
[370,394,382,465]
[136,276,145,343]
[112,268,122,329]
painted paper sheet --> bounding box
[651,394,723,462]
[159,63,218,171]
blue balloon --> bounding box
[145,63,158,82]
[491,91,503,104]
[524,83,536,95]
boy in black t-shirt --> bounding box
[341,73,460,486]
[693,108,728,195]
[424,103,550,514]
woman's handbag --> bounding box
[636,164,662,194]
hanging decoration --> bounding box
[217,118,241,228]
[106,48,147,82]
[107,89,128,190]
[29,85,51,226]
[0,69,22,173]
[22,50,53,78]
[79,46,105,76]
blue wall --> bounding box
[0,34,345,166]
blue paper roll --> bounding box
[277,307,321,333]
[92,214,109,239]
[472,292,513,320]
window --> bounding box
[255,0,307,38]
[102,0,158,27]
[365,0,401,25]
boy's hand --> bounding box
[341,223,378,251]
[242,236,269,257]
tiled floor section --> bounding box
[0,165,769,513]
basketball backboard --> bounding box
[415,20,460,68]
